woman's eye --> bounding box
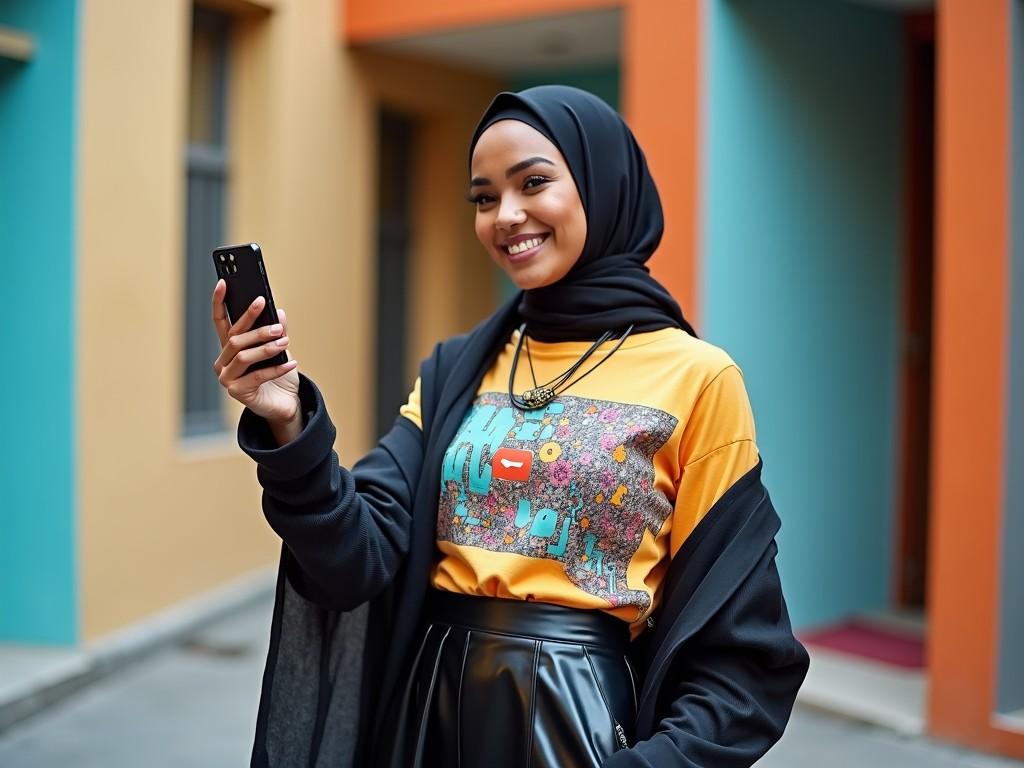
[523,175,551,191]
[468,193,496,207]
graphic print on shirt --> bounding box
[438,392,678,610]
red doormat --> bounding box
[800,620,925,669]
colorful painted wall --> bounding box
[0,0,79,645]
[702,0,906,630]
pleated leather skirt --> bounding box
[383,590,638,768]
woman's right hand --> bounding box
[211,279,301,426]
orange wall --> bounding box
[345,0,616,42]
[929,0,1022,756]
[621,0,700,324]
[342,0,702,326]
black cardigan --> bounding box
[240,313,808,768]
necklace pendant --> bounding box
[523,386,556,409]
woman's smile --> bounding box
[502,233,550,261]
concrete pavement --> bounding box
[0,600,268,767]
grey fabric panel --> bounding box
[265,580,367,767]
[266,580,321,766]
[315,603,368,768]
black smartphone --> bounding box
[211,242,288,375]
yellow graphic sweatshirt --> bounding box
[399,327,758,638]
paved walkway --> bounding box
[0,598,1020,767]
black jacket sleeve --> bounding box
[603,541,808,767]
[237,374,424,612]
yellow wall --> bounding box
[77,0,500,639]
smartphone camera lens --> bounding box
[229,264,238,274]
[228,254,235,262]
[219,254,226,262]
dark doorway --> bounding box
[375,109,415,438]
[894,13,936,609]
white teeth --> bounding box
[507,237,543,255]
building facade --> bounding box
[1,0,1020,758]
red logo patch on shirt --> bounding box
[492,448,533,482]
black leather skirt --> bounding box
[383,590,638,768]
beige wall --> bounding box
[354,50,503,383]
[77,0,369,640]
[77,1,501,639]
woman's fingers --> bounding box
[213,318,285,375]
[218,336,291,385]
[211,280,231,348]
[212,295,277,375]
[227,295,266,339]
[210,294,294,394]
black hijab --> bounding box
[469,85,696,342]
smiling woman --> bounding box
[222,86,809,768]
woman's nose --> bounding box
[495,197,526,230]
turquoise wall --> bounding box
[703,0,905,630]
[498,64,621,301]
[0,0,78,644]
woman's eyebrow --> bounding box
[506,156,555,178]
[469,156,556,187]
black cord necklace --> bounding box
[508,323,634,410]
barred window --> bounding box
[182,6,231,436]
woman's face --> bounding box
[469,120,587,290]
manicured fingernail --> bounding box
[275,336,289,347]
[270,324,283,335]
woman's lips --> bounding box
[503,234,549,263]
